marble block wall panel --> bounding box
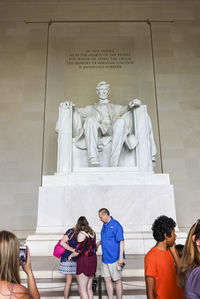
[0,22,47,233]
[152,21,200,229]
[37,184,177,234]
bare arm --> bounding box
[68,250,79,260]
[22,248,40,299]
[145,276,155,299]
[68,232,86,261]
[118,240,124,266]
[96,240,101,250]
[60,235,75,253]
[26,271,40,299]
[169,244,181,272]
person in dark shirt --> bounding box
[60,226,77,299]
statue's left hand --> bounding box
[128,98,142,109]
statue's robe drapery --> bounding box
[73,102,138,151]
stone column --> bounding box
[56,102,73,174]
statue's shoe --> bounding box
[89,158,100,167]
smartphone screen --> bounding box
[19,245,27,264]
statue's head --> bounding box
[96,81,110,100]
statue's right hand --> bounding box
[60,101,75,109]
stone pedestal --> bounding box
[27,169,186,256]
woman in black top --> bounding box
[60,227,77,299]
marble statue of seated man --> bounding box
[62,81,144,167]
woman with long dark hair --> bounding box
[68,216,97,299]
[0,230,40,299]
[179,219,200,298]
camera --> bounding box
[19,245,27,264]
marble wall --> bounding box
[0,22,47,235]
[0,0,200,235]
[43,22,161,174]
[152,21,200,230]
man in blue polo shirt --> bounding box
[97,208,125,299]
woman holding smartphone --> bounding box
[0,230,40,299]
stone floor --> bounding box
[20,254,146,298]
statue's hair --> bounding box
[0,230,21,284]
[178,220,200,288]
[96,81,110,92]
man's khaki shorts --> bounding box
[101,261,122,281]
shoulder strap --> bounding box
[69,231,75,240]
[88,231,95,238]
[9,284,14,299]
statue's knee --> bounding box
[84,116,97,129]
[114,118,126,129]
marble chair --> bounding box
[56,103,155,174]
